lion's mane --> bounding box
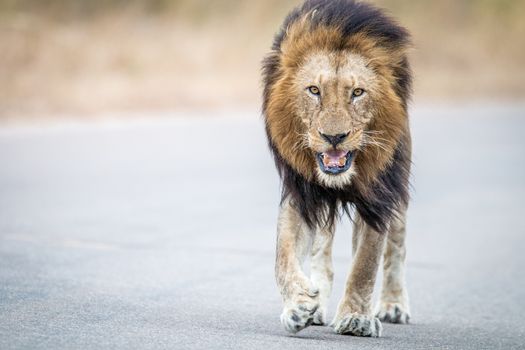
[262,0,413,232]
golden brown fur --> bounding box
[265,20,409,191]
[262,0,413,338]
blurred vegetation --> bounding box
[0,0,292,19]
[2,0,524,28]
[1,0,524,120]
[1,0,524,19]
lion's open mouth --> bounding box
[316,150,354,175]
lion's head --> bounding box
[263,0,413,232]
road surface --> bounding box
[1,104,524,349]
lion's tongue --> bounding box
[323,150,347,167]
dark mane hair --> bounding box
[262,0,412,233]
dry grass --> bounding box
[1,0,524,121]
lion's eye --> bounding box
[307,86,321,96]
[352,88,365,98]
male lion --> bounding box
[262,0,412,337]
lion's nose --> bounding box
[319,132,350,147]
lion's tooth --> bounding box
[323,155,330,167]
[339,157,346,166]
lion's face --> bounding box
[265,24,409,192]
[293,51,380,188]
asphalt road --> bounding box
[1,104,524,349]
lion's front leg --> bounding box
[332,214,386,337]
[276,198,320,334]
[310,224,334,326]
[376,209,410,324]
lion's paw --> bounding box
[280,303,319,333]
[376,302,410,324]
[280,286,320,334]
[331,313,382,337]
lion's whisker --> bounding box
[361,136,390,153]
